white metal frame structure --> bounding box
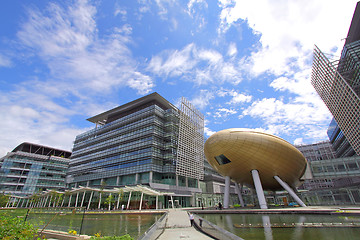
[312,45,360,155]
[176,97,204,180]
[6,185,175,210]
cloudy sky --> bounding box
[0,0,358,156]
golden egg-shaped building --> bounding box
[204,128,307,191]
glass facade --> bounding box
[327,118,356,157]
[67,93,204,206]
[296,140,360,205]
[68,104,179,186]
[0,143,70,196]
[296,141,336,162]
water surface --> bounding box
[198,213,360,240]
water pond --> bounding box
[198,213,360,240]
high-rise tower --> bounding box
[312,2,360,155]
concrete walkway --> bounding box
[157,209,212,239]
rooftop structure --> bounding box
[0,142,70,196]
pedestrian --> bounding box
[218,202,222,210]
[189,213,194,226]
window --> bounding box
[214,154,231,165]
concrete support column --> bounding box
[87,191,94,210]
[75,192,79,208]
[274,175,306,207]
[81,192,86,208]
[156,195,158,210]
[176,175,179,187]
[135,173,139,184]
[98,192,102,209]
[251,169,268,209]
[185,177,188,187]
[44,197,48,207]
[61,196,65,207]
[139,193,144,210]
[108,193,112,211]
[234,183,245,207]
[117,193,121,210]
[48,196,52,207]
[127,192,132,210]
[68,195,72,207]
[223,175,230,209]
[149,171,153,184]
[170,195,174,209]
[116,176,120,186]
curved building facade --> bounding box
[204,128,307,209]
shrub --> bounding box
[0,214,38,239]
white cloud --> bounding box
[219,0,358,76]
[147,43,243,85]
[190,89,215,110]
[0,0,156,156]
[241,97,331,141]
[217,89,252,104]
[17,0,153,95]
[204,126,216,137]
[0,91,87,157]
[114,5,127,20]
[227,42,237,57]
[204,119,216,137]
[214,108,237,118]
[294,138,304,146]
[0,54,12,67]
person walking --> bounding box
[189,213,194,226]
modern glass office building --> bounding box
[0,142,70,196]
[296,141,360,205]
[312,2,360,155]
[67,92,204,207]
[327,118,357,157]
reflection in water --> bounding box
[262,215,273,240]
[292,216,306,240]
[198,213,360,240]
[225,215,234,232]
[26,212,161,239]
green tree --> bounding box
[0,193,9,207]
[105,194,115,211]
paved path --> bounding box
[157,209,212,239]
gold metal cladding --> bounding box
[204,128,307,191]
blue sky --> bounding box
[0,0,358,156]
